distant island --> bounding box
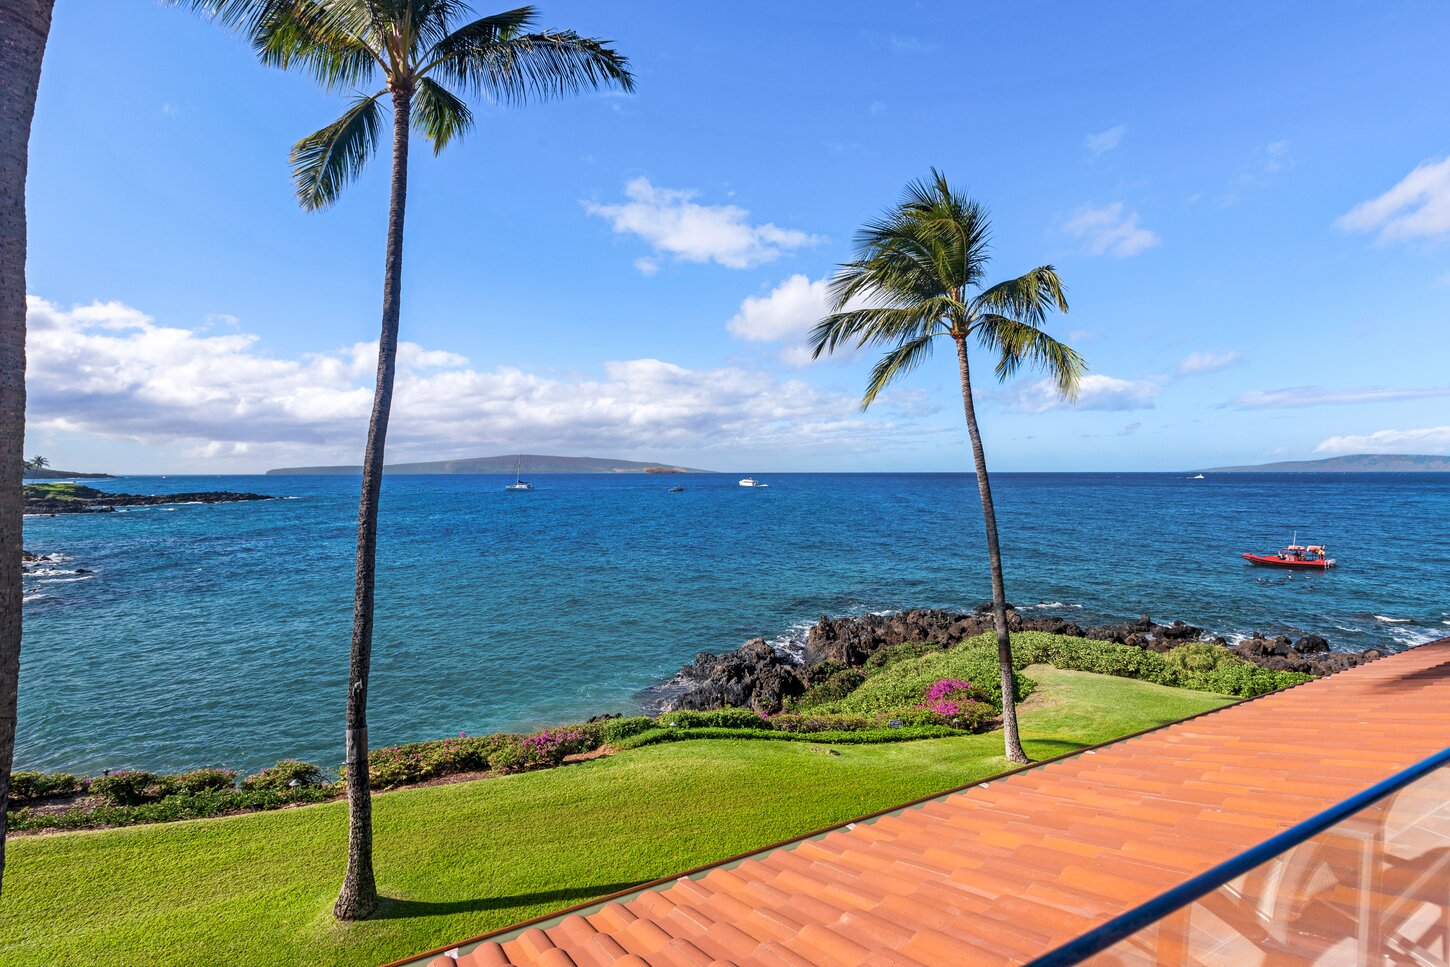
[1199,453,1450,473]
[266,453,712,475]
[21,468,115,480]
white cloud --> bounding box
[1315,425,1450,454]
[1223,140,1294,205]
[1001,374,1161,413]
[25,296,909,467]
[727,274,872,368]
[1230,385,1450,409]
[1062,203,1160,257]
[1177,350,1244,375]
[584,178,819,271]
[1336,156,1450,242]
[1084,124,1126,157]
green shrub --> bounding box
[7,770,82,801]
[242,759,327,792]
[7,785,333,833]
[863,640,947,671]
[1005,633,1311,697]
[767,712,872,733]
[158,767,236,796]
[600,716,654,743]
[811,647,1034,716]
[613,724,962,750]
[657,708,770,731]
[88,771,161,806]
[791,668,866,708]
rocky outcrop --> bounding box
[654,606,1389,714]
[663,638,805,714]
[1230,634,1381,675]
[24,484,273,515]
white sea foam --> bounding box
[1373,615,1412,624]
[1029,601,1084,610]
[35,575,92,584]
[22,593,46,603]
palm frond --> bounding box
[972,265,1068,328]
[862,332,939,409]
[809,302,951,360]
[290,91,386,210]
[425,24,634,104]
[976,315,1087,398]
[253,2,384,89]
[164,0,295,33]
[412,77,473,153]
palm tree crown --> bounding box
[812,169,1085,406]
[186,2,633,209]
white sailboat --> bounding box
[504,458,534,491]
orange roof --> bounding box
[400,639,1450,967]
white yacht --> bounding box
[738,477,768,488]
[505,458,534,491]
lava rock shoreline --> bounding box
[649,606,1384,715]
[24,484,273,515]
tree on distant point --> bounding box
[811,170,1085,765]
[0,0,57,900]
[24,456,47,471]
[174,0,633,920]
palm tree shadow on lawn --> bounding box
[371,881,647,921]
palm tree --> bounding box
[24,456,47,471]
[0,0,56,899]
[811,170,1085,764]
[177,1,633,920]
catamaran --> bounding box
[504,458,534,491]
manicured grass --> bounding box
[0,668,1233,967]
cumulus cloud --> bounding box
[726,274,875,368]
[1336,156,1450,242]
[1000,374,1161,413]
[1084,124,1126,157]
[25,296,907,467]
[584,178,819,271]
[1062,203,1159,257]
[1229,385,1450,409]
[1176,350,1244,375]
[1315,425,1450,454]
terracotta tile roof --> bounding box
[398,639,1450,967]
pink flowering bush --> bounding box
[910,678,996,732]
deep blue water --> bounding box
[19,472,1450,774]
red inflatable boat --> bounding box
[1242,544,1335,569]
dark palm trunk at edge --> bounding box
[954,336,1030,764]
[335,87,412,922]
[0,0,55,900]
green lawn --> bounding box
[0,668,1234,967]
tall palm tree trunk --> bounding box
[954,335,1029,764]
[335,87,411,922]
[0,0,54,899]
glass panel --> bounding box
[1084,765,1450,966]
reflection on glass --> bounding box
[1085,767,1449,966]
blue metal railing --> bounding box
[1025,743,1450,966]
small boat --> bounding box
[1189,474,1206,480]
[738,477,768,488]
[504,458,534,491]
[668,486,684,493]
[1242,543,1335,569]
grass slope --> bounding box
[0,668,1233,967]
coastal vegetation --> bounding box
[0,0,57,900]
[0,665,1234,966]
[811,172,1085,764]
[4,631,1304,836]
[178,0,634,920]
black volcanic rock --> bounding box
[25,485,273,515]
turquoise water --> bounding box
[19,472,1450,774]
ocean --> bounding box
[19,472,1450,775]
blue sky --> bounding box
[22,0,1450,473]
